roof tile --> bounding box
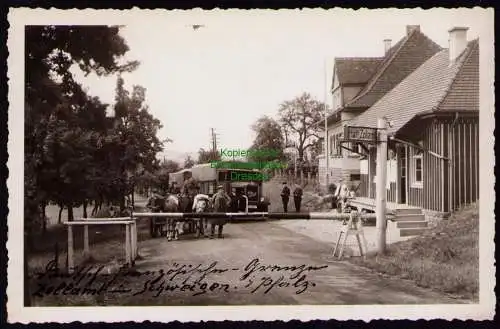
[438,39,479,112]
[334,57,383,85]
[345,30,443,109]
[349,39,479,134]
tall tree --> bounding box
[24,25,139,304]
[248,115,285,162]
[161,158,181,173]
[197,148,221,163]
[277,92,327,172]
[25,25,139,226]
[184,155,195,168]
[105,76,164,208]
[154,159,181,193]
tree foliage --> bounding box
[149,158,181,194]
[25,25,165,232]
[248,115,285,162]
[160,158,181,173]
[197,148,220,164]
[277,92,327,166]
[183,155,195,169]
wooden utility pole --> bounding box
[210,128,218,153]
[324,58,329,192]
[376,118,388,254]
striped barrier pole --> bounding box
[131,211,378,220]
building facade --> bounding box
[349,27,479,218]
[318,25,442,191]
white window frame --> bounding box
[346,142,360,158]
[333,133,342,157]
[411,148,423,188]
[329,135,335,156]
[332,87,342,111]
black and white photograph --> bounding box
[6,7,495,323]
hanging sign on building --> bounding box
[342,126,378,143]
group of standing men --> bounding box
[280,181,303,213]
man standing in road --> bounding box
[169,182,178,194]
[229,187,238,212]
[281,181,290,213]
[146,188,165,211]
[210,185,231,238]
[182,170,200,211]
[333,179,350,213]
[293,184,303,212]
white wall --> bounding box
[360,159,368,175]
[332,88,342,111]
[331,69,342,111]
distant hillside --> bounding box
[157,150,198,165]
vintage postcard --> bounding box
[6,7,495,323]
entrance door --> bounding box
[399,146,407,204]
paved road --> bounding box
[85,220,464,306]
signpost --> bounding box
[343,125,378,143]
[340,121,387,255]
[375,119,388,254]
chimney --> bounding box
[384,39,392,55]
[448,27,469,64]
[406,25,420,35]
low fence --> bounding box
[63,217,138,274]
[272,173,319,187]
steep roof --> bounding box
[345,28,443,109]
[349,39,479,135]
[438,40,479,111]
[333,57,383,86]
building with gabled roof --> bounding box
[347,27,479,218]
[317,25,442,190]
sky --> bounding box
[70,8,489,159]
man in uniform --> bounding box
[210,185,231,238]
[280,181,291,213]
[146,188,165,210]
[181,170,200,211]
[169,182,178,194]
[146,188,166,237]
[293,184,303,212]
[229,187,239,212]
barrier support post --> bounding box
[125,223,131,266]
[376,118,388,255]
[129,211,137,260]
[131,222,137,260]
[83,224,90,258]
[67,225,74,274]
[353,211,367,258]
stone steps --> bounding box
[393,214,426,222]
[396,220,428,229]
[392,208,429,237]
[399,227,430,237]
[392,208,423,215]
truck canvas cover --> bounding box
[169,163,217,184]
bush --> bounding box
[350,204,479,300]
